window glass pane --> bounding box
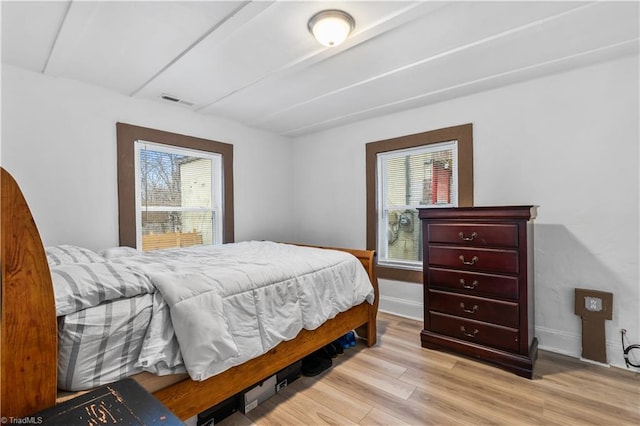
[383,146,456,208]
[141,211,214,251]
[181,158,213,209]
[136,141,222,250]
[385,208,422,264]
[377,141,457,268]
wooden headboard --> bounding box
[1,168,58,417]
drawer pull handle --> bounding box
[460,279,479,289]
[459,255,478,265]
[460,326,479,338]
[460,303,479,314]
[458,231,478,241]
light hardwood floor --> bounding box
[218,312,639,425]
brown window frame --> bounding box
[365,123,473,283]
[116,122,234,248]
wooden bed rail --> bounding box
[1,168,58,418]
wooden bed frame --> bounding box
[0,167,379,420]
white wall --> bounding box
[3,55,638,370]
[1,64,295,250]
[291,55,640,370]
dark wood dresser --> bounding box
[418,205,537,378]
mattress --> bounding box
[50,241,374,391]
[57,294,153,391]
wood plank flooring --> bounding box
[218,312,639,425]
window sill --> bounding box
[376,264,422,284]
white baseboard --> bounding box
[378,295,422,321]
[535,325,634,371]
[579,358,610,367]
[376,299,638,372]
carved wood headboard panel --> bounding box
[1,168,57,417]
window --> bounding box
[366,124,473,283]
[135,141,223,251]
[377,141,458,270]
[117,123,234,250]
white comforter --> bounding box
[108,241,374,381]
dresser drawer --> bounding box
[429,290,519,328]
[429,246,519,274]
[430,312,520,352]
[428,223,518,248]
[428,268,519,299]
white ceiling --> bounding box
[2,1,638,137]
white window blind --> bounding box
[134,141,223,251]
[376,140,458,269]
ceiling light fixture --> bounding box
[308,9,355,47]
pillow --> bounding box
[46,245,106,266]
[50,262,155,316]
[99,246,141,260]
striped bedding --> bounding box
[57,293,158,390]
[49,241,374,391]
[49,249,183,391]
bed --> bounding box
[0,167,379,420]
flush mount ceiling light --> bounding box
[308,9,355,47]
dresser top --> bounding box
[418,205,537,221]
